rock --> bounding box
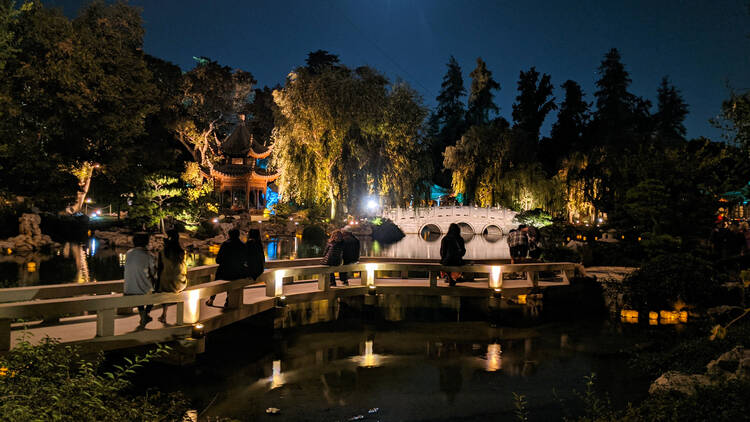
[371,220,405,244]
[649,371,713,395]
[706,346,750,382]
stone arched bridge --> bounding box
[380,206,518,236]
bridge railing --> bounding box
[0,260,581,350]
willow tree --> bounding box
[272,60,427,219]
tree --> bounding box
[305,49,340,74]
[654,76,688,143]
[715,91,750,156]
[512,67,557,141]
[541,80,590,175]
[174,57,255,171]
[431,56,467,187]
[272,59,428,219]
[129,174,182,233]
[592,48,638,149]
[466,57,500,126]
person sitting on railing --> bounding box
[124,232,156,329]
[156,229,187,324]
[321,230,344,287]
[508,225,529,264]
[440,223,466,286]
[245,228,265,280]
[207,228,247,306]
[339,227,360,286]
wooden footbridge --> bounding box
[0,258,582,353]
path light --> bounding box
[492,288,502,298]
[517,294,527,304]
[271,360,284,389]
[365,263,378,286]
[276,295,287,307]
[486,343,502,372]
[26,262,36,272]
[679,311,688,323]
[212,218,219,223]
[490,266,502,289]
[274,270,285,296]
[649,311,658,320]
[186,290,200,323]
[368,285,377,295]
[191,322,205,338]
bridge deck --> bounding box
[9,276,557,351]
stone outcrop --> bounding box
[0,213,58,252]
[649,346,750,395]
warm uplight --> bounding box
[212,218,219,223]
[620,309,638,318]
[26,262,36,272]
[208,244,220,254]
[191,322,205,338]
[649,311,658,320]
[486,343,502,372]
[679,311,688,323]
[365,263,378,286]
[361,340,379,367]
[186,290,200,323]
[517,294,527,304]
[489,266,502,288]
[5,248,11,255]
[274,270,285,296]
[271,360,284,389]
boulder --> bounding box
[649,371,713,395]
[706,346,750,382]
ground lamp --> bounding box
[489,266,502,289]
[365,263,377,287]
[191,322,205,338]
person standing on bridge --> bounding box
[321,230,344,286]
[207,228,248,307]
[124,233,156,329]
[339,226,360,286]
[156,229,187,324]
[245,228,265,280]
[440,223,466,286]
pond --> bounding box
[137,316,650,421]
[0,233,510,286]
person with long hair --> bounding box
[245,228,265,280]
[156,228,187,323]
[440,223,466,286]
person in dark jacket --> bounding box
[207,228,247,306]
[339,228,360,286]
[321,230,344,286]
[440,223,466,286]
[245,228,265,280]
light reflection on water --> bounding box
[157,320,649,421]
[0,233,509,286]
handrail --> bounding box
[0,260,581,350]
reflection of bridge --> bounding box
[380,206,518,235]
[0,258,579,352]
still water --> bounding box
[140,318,648,422]
[0,234,510,286]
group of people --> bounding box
[123,227,265,329]
[321,228,361,286]
[123,229,187,329]
[438,223,543,286]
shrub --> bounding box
[0,336,190,421]
[623,253,721,310]
[513,208,553,228]
[542,246,581,263]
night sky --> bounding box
[46,0,750,140]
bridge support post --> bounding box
[0,319,10,351]
[526,271,539,289]
[429,271,438,287]
[96,308,115,337]
[318,273,330,291]
[176,302,184,325]
[225,287,243,309]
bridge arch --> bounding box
[456,222,475,235]
[419,224,442,241]
[481,224,503,236]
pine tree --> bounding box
[512,67,556,139]
[466,57,500,126]
[593,48,637,149]
[540,80,590,175]
[432,56,467,187]
[654,76,688,144]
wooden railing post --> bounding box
[225,287,243,309]
[96,308,115,337]
[0,318,10,351]
[526,269,539,288]
[176,302,185,325]
[429,271,438,287]
[318,272,330,291]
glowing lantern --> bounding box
[273,270,285,297]
[26,262,36,272]
[208,244,220,254]
[649,311,658,320]
[517,294,527,304]
[365,263,378,286]
[486,343,502,372]
[679,311,688,323]
[489,266,502,289]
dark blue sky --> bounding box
[48,0,750,140]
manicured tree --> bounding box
[466,57,500,126]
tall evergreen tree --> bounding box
[305,49,340,74]
[540,80,590,175]
[654,76,688,144]
[593,48,637,149]
[512,67,557,139]
[432,56,466,187]
[466,57,500,126]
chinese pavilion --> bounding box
[210,115,279,209]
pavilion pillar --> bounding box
[255,189,259,209]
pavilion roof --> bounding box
[220,121,271,158]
